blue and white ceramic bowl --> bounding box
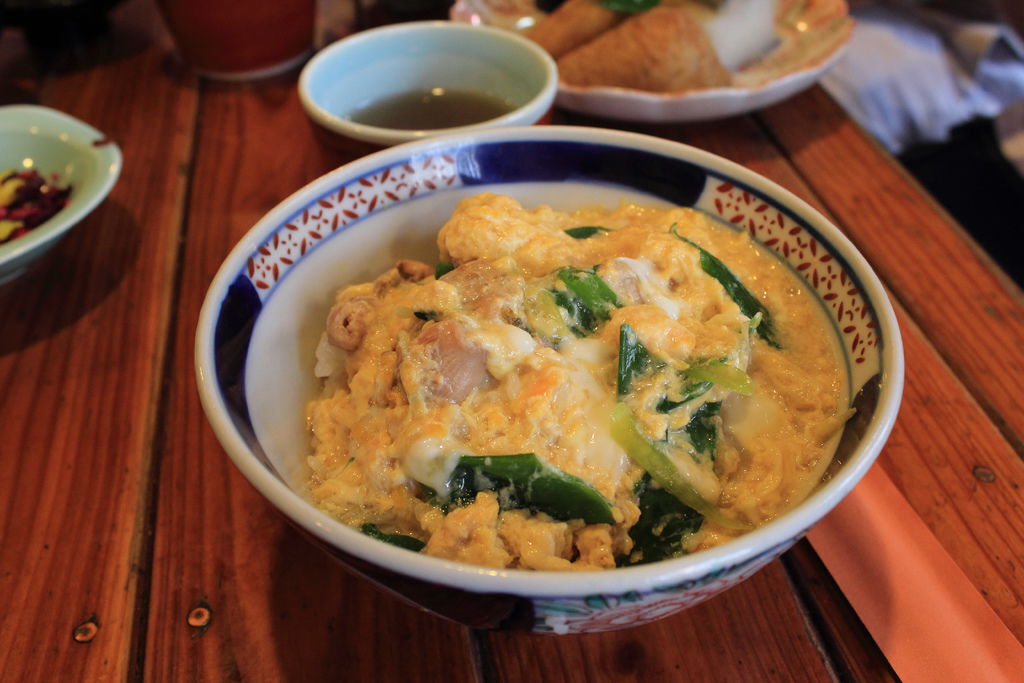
[0,105,121,284]
[195,126,903,633]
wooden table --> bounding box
[2,2,1023,680]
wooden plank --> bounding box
[877,309,1024,637]
[0,0,196,679]
[758,86,1024,453]
[142,73,479,681]
[485,562,838,682]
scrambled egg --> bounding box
[306,193,847,570]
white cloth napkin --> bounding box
[820,3,1024,155]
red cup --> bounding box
[157,0,316,80]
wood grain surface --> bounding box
[485,561,844,682]
[0,1,195,679]
[2,0,1023,679]
[141,74,480,682]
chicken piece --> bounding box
[597,258,643,305]
[408,319,491,403]
[396,259,433,281]
[525,0,623,59]
[373,258,434,294]
[440,259,525,325]
[557,6,732,92]
[326,297,376,350]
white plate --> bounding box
[450,0,854,122]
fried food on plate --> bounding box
[557,5,731,92]
[525,0,623,60]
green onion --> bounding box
[620,474,703,565]
[435,261,455,279]
[598,0,659,13]
[656,362,752,412]
[360,524,426,552]
[431,453,615,524]
[656,380,713,412]
[683,401,721,457]
[670,226,781,348]
[524,288,573,346]
[617,323,653,397]
[551,288,597,336]
[564,226,612,239]
[610,403,746,529]
[685,361,753,396]
[558,267,620,320]
[550,267,620,336]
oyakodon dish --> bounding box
[306,192,849,570]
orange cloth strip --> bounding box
[808,464,1024,682]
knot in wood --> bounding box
[72,617,99,643]
[972,465,997,483]
[187,605,212,628]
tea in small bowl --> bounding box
[347,88,516,130]
[298,22,557,147]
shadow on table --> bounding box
[0,200,141,356]
[0,0,150,81]
[899,118,1024,288]
[556,108,847,177]
[267,524,472,681]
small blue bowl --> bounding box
[298,21,557,147]
[0,105,122,284]
[196,126,903,633]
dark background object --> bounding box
[366,0,453,25]
[0,0,123,47]
[535,0,565,12]
[899,117,1024,287]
